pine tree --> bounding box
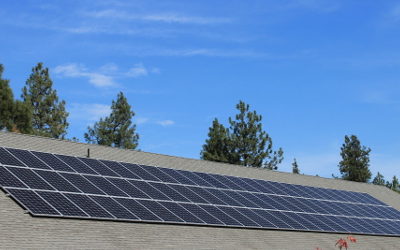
[292,158,300,174]
[386,176,399,191]
[201,101,283,169]
[0,64,32,133]
[201,119,232,163]
[229,101,283,169]
[372,172,385,186]
[338,135,372,182]
[0,64,14,130]
[85,92,139,149]
[22,62,69,138]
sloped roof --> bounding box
[0,131,399,249]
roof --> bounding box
[0,131,399,249]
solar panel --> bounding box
[1,146,399,236]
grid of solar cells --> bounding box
[0,146,400,236]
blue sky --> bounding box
[1,0,400,180]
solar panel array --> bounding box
[0,147,399,236]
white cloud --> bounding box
[83,10,232,25]
[54,64,116,87]
[54,63,158,87]
[135,117,149,125]
[69,103,110,122]
[157,120,175,126]
[126,64,148,77]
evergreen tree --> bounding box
[22,62,68,138]
[85,92,139,149]
[0,64,32,133]
[201,101,283,169]
[386,176,399,191]
[338,135,372,182]
[372,172,385,186]
[229,101,283,169]
[0,64,14,130]
[292,158,300,174]
[201,119,231,163]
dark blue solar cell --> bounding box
[313,200,338,215]
[301,213,336,232]
[64,193,112,218]
[254,210,293,229]
[78,158,119,177]
[235,178,261,192]
[301,186,326,200]
[362,194,386,206]
[274,196,302,212]
[274,211,307,230]
[223,176,250,191]
[121,163,160,181]
[186,186,226,205]
[252,193,285,210]
[60,173,105,195]
[37,191,87,217]
[212,175,245,190]
[151,183,190,202]
[333,216,363,233]
[243,179,274,194]
[179,203,224,225]
[115,198,161,221]
[142,166,179,183]
[363,219,392,235]
[55,155,97,175]
[107,178,150,199]
[100,160,141,179]
[138,200,183,222]
[236,208,277,228]
[32,151,75,172]
[84,175,127,197]
[90,196,138,220]
[34,170,80,192]
[129,180,170,200]
[0,148,25,166]
[285,212,321,231]
[382,220,400,235]
[224,190,259,208]
[0,166,27,188]
[218,206,260,227]
[159,201,204,224]
[161,168,197,185]
[206,188,243,206]
[178,171,213,187]
[199,205,242,226]
[170,185,208,204]
[254,180,286,195]
[7,188,59,215]
[341,217,371,234]
[320,216,348,232]
[236,192,264,208]
[7,167,54,190]
[289,185,312,198]
[6,148,50,170]
[288,198,316,213]
[194,173,229,189]
[245,193,275,209]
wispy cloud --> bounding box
[83,10,232,24]
[54,64,116,87]
[69,103,111,123]
[54,63,159,87]
[135,117,150,125]
[157,120,175,126]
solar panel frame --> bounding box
[1,147,400,237]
